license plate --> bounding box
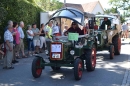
[52,54,60,58]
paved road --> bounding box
[0,40,130,86]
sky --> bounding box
[59,0,111,9]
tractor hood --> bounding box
[47,7,84,25]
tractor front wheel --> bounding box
[32,57,43,78]
[74,58,83,80]
[85,45,96,71]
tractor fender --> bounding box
[35,56,45,63]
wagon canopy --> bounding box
[96,15,116,19]
[47,7,85,25]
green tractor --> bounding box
[31,7,98,80]
[95,14,121,59]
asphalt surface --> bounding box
[0,39,130,86]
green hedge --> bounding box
[0,0,44,43]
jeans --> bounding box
[27,38,34,51]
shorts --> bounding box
[33,40,40,47]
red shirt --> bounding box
[13,28,20,44]
[67,27,84,35]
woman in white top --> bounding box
[26,25,34,56]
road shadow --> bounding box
[0,48,129,86]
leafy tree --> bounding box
[109,0,130,15]
[35,0,63,11]
[120,15,126,23]
[104,7,118,14]
[0,3,7,22]
[0,0,43,43]
[97,12,101,14]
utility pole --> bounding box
[64,0,66,7]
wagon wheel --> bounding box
[32,57,43,78]
[85,45,96,71]
[112,35,121,55]
[109,45,114,59]
[51,66,61,70]
[74,58,83,80]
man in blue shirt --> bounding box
[17,21,27,58]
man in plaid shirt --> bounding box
[3,25,14,69]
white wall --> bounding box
[92,3,104,14]
[40,12,50,25]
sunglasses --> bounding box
[72,24,76,25]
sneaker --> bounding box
[12,60,16,64]
[35,52,39,54]
[3,66,7,69]
[7,67,14,69]
[14,60,19,63]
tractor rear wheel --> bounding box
[85,45,96,71]
[32,57,43,78]
[74,58,83,80]
[112,35,121,55]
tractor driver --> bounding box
[64,22,84,45]
[100,17,111,30]
[64,22,83,36]
[100,17,113,45]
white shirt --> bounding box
[18,26,25,38]
[4,30,13,42]
[52,26,59,34]
[62,29,67,36]
[27,30,33,39]
[122,24,128,31]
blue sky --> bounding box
[59,0,111,9]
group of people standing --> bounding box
[26,23,46,56]
[3,20,26,69]
[2,20,47,69]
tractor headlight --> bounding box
[45,50,49,55]
[103,35,107,39]
[70,50,75,55]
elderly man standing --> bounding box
[17,21,27,58]
[3,25,14,69]
[3,20,13,61]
